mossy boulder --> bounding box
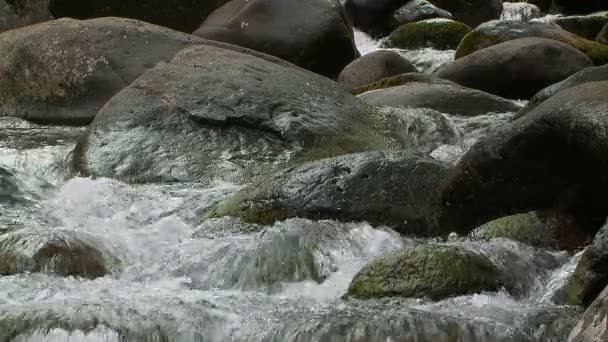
[351,72,456,95]
[347,244,503,300]
[0,0,52,33]
[384,19,471,50]
[0,229,120,278]
[209,151,448,236]
[193,0,358,79]
[338,50,417,92]
[74,45,399,184]
[471,211,592,250]
[555,13,608,40]
[456,20,608,65]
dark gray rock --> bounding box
[437,37,593,99]
[339,51,417,92]
[568,285,608,341]
[193,0,358,79]
[351,72,457,95]
[599,22,608,44]
[390,0,453,29]
[0,0,52,32]
[427,0,503,28]
[48,0,229,33]
[555,14,608,40]
[209,151,448,236]
[553,0,608,15]
[343,0,410,37]
[439,81,608,233]
[73,44,399,184]
[358,82,520,116]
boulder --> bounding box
[351,72,456,95]
[427,0,503,28]
[347,244,503,299]
[0,17,208,125]
[568,285,608,342]
[338,51,417,92]
[555,14,608,40]
[383,19,471,50]
[439,81,608,233]
[48,0,229,33]
[438,37,593,99]
[557,221,608,307]
[0,0,52,32]
[0,229,119,278]
[554,0,608,15]
[209,151,448,236]
[470,211,592,250]
[193,0,358,79]
[599,22,608,44]
[455,20,608,65]
[358,82,520,116]
[389,0,453,30]
[343,0,410,37]
[524,64,608,114]
[73,45,399,184]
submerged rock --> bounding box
[455,20,608,65]
[438,37,593,99]
[0,0,52,32]
[73,44,398,184]
[471,211,592,250]
[439,81,608,233]
[48,0,229,33]
[193,0,358,79]
[568,285,608,341]
[555,13,608,40]
[359,82,520,116]
[0,17,210,125]
[209,151,447,236]
[524,64,608,114]
[0,229,119,278]
[351,72,456,95]
[347,244,502,300]
[383,19,471,50]
[557,222,608,307]
[339,51,417,92]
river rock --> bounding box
[568,285,608,341]
[524,64,608,114]
[439,81,608,233]
[389,0,453,30]
[0,17,212,125]
[0,0,52,32]
[193,0,358,79]
[427,0,503,28]
[557,222,608,307]
[347,244,503,299]
[351,72,456,95]
[383,19,471,50]
[455,20,608,65]
[209,151,448,236]
[338,51,417,92]
[73,45,399,184]
[470,211,592,250]
[599,23,608,44]
[343,0,411,37]
[555,14,608,40]
[0,229,119,278]
[48,0,229,33]
[358,82,520,116]
[437,37,593,99]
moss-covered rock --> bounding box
[0,0,52,33]
[339,51,417,92]
[347,244,503,300]
[351,72,456,95]
[555,13,608,40]
[456,20,608,65]
[470,211,592,250]
[383,19,471,50]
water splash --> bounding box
[500,2,541,22]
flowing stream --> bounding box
[0,3,586,342]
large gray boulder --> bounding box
[437,37,593,99]
[193,0,359,79]
[339,51,417,92]
[439,81,608,233]
[0,17,207,125]
[48,0,229,33]
[73,45,399,184]
[358,82,520,116]
[554,14,608,40]
[568,285,608,341]
[0,0,52,32]
[209,151,448,236]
